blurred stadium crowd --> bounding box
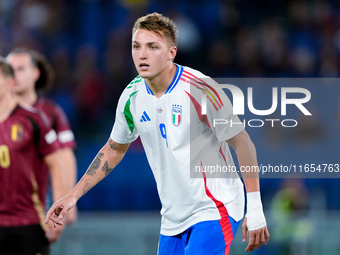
[0,0,339,212]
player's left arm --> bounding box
[226,130,270,252]
[59,147,78,225]
[52,104,79,224]
[44,150,68,242]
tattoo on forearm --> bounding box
[102,161,113,176]
[82,179,93,195]
[109,140,118,150]
[86,152,104,176]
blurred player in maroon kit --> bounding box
[0,57,67,254]
[6,48,78,225]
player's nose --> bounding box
[139,47,147,59]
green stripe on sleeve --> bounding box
[127,76,142,89]
[123,91,139,132]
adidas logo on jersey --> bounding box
[140,111,151,122]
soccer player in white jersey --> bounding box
[45,12,269,254]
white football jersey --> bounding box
[111,64,245,236]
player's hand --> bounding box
[242,217,270,252]
[45,219,64,243]
[64,205,78,225]
[45,195,77,227]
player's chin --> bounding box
[137,71,151,79]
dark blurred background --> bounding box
[1,0,340,254]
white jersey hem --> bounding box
[160,209,221,236]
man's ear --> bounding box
[33,67,41,83]
[169,46,177,61]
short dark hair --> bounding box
[132,12,178,47]
[0,57,15,78]
[8,48,55,92]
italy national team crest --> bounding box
[11,123,23,141]
[172,105,182,126]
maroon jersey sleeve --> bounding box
[34,98,76,149]
[31,108,61,157]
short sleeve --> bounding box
[52,104,76,148]
[207,86,245,142]
[34,112,61,156]
[35,98,76,149]
[191,78,245,142]
[110,92,139,144]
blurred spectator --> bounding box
[47,47,77,127]
[289,47,317,77]
[235,26,263,76]
[271,178,311,255]
[73,44,108,133]
[259,18,289,76]
[206,40,235,77]
[104,28,135,106]
[292,105,325,153]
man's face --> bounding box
[6,53,39,95]
[132,29,176,80]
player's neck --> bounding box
[14,90,38,107]
[146,63,177,98]
[0,93,17,122]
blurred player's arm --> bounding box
[60,147,78,225]
[45,138,130,226]
[45,150,68,203]
[44,150,68,242]
[227,130,270,252]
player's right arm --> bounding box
[45,138,130,226]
